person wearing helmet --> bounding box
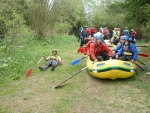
[122,27,130,36]
[88,37,112,62]
[112,35,138,62]
[95,32,106,44]
[113,35,129,53]
[39,49,62,71]
[82,35,96,56]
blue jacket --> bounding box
[115,43,138,60]
[114,43,122,53]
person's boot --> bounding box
[50,66,56,71]
[39,67,45,71]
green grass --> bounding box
[0,36,150,113]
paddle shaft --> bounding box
[55,62,95,88]
[127,57,144,71]
[55,69,82,88]
[26,57,43,77]
[137,59,150,69]
[33,57,43,69]
[80,57,86,61]
[134,62,144,71]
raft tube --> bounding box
[87,57,137,80]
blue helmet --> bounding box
[95,32,103,40]
[121,35,129,41]
[95,35,102,40]
[93,33,97,38]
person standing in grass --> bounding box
[91,25,96,37]
[130,29,137,44]
[39,49,62,71]
[80,26,88,47]
[122,27,130,36]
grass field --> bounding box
[0,35,150,113]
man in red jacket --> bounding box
[86,27,91,36]
[91,25,96,37]
[130,29,137,44]
[89,37,112,62]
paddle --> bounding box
[26,57,43,78]
[126,57,145,71]
[71,57,86,65]
[55,61,95,88]
[137,59,150,69]
[108,44,149,48]
[134,62,145,71]
[138,54,148,57]
[123,52,148,57]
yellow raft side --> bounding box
[87,57,137,80]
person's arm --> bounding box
[83,41,91,55]
[134,31,137,36]
[44,56,50,61]
[116,47,123,57]
[102,44,112,59]
[129,44,138,62]
[114,43,122,53]
[89,43,96,61]
[57,56,62,64]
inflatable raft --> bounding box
[86,57,137,80]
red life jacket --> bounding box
[91,27,96,33]
[89,42,112,60]
[86,28,91,35]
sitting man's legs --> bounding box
[51,60,58,71]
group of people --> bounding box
[82,29,138,63]
[112,27,137,45]
[78,26,110,47]
[38,26,138,72]
[78,26,137,47]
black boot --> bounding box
[51,65,56,71]
[39,67,45,71]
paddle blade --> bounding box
[26,68,33,78]
[138,54,148,57]
[141,68,145,71]
[71,59,81,65]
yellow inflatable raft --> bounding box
[87,57,137,80]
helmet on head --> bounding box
[94,32,102,40]
[95,35,102,40]
[121,36,129,41]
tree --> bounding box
[51,0,85,34]
[0,0,32,51]
[123,0,150,40]
[26,0,85,37]
[124,0,150,25]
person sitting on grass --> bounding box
[39,49,62,71]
